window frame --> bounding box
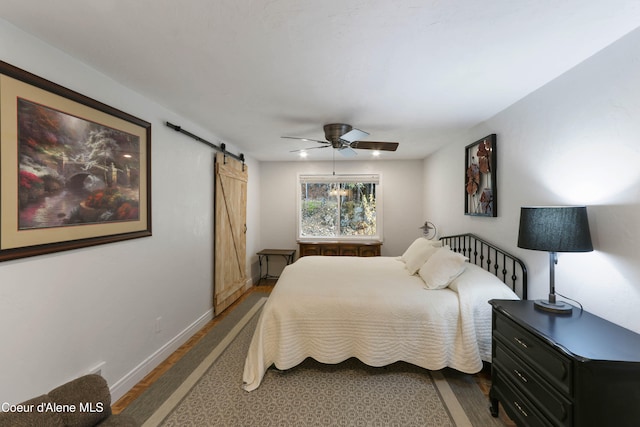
[296,173,383,242]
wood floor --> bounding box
[111,283,273,414]
[112,282,515,426]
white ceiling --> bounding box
[2,1,640,161]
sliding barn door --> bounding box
[214,152,248,315]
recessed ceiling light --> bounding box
[372,150,381,157]
[299,150,308,158]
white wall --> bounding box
[260,160,424,259]
[424,27,640,333]
[0,19,261,404]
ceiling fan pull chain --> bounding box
[332,149,336,175]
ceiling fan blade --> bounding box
[340,128,369,143]
[289,146,329,153]
[281,136,329,144]
[338,146,358,157]
[351,141,399,151]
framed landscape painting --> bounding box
[464,134,497,217]
[0,61,151,261]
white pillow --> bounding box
[419,246,468,289]
[405,244,439,275]
[401,238,427,260]
[401,238,442,262]
[448,263,510,293]
[447,263,519,300]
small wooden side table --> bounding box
[256,249,296,284]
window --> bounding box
[298,174,382,240]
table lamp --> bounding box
[517,206,593,313]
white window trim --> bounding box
[296,173,383,243]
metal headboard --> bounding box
[440,233,527,299]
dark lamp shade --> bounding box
[518,206,593,252]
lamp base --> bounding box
[534,299,573,314]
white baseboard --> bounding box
[109,308,214,402]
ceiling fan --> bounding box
[282,123,399,157]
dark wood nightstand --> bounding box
[489,299,640,427]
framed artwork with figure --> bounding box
[465,134,496,217]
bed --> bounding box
[243,233,527,391]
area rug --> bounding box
[132,295,502,426]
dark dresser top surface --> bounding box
[490,299,640,363]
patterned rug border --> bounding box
[141,297,267,427]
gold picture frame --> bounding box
[0,61,151,261]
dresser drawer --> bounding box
[358,244,381,256]
[298,243,321,256]
[495,314,572,395]
[493,370,554,427]
[495,344,572,426]
[339,244,360,256]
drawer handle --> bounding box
[514,401,529,418]
[513,369,528,383]
[513,337,529,349]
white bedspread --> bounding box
[243,256,518,391]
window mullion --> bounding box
[336,187,342,236]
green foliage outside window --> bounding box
[300,179,378,238]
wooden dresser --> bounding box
[489,299,640,427]
[298,241,381,257]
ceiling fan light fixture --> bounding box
[283,123,399,157]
